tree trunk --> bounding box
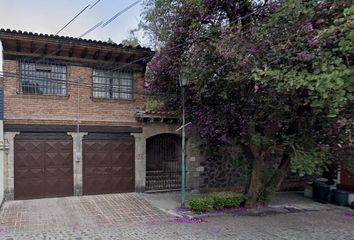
[261,147,292,204]
[245,157,263,208]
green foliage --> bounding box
[251,134,274,148]
[209,192,247,209]
[209,193,225,210]
[144,96,163,111]
[230,155,252,177]
[121,38,140,47]
[254,3,354,116]
[188,197,211,213]
[143,0,353,207]
[290,144,329,176]
[188,192,246,213]
[107,37,115,44]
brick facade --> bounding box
[3,60,144,127]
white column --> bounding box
[4,131,19,200]
[67,132,88,196]
[131,133,146,192]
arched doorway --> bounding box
[146,134,181,191]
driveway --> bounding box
[0,193,171,232]
[0,192,353,239]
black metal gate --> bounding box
[146,134,181,191]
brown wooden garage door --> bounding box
[14,133,73,200]
[83,134,135,195]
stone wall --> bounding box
[187,141,308,193]
[201,157,246,192]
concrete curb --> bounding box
[173,206,327,220]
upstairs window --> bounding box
[19,61,67,96]
[92,69,133,100]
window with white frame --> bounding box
[19,61,67,96]
[92,69,133,100]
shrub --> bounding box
[224,193,247,208]
[144,97,163,111]
[188,197,211,214]
[209,192,247,209]
[209,193,226,210]
[188,193,247,213]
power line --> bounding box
[55,4,91,35]
[16,2,271,78]
[79,21,103,38]
[89,0,101,10]
[0,70,176,97]
[23,0,269,70]
[33,0,142,63]
[22,2,100,63]
[102,0,142,28]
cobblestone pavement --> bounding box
[0,204,353,239]
[0,193,170,233]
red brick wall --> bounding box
[341,169,354,191]
[3,60,144,127]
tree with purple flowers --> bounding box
[142,0,354,207]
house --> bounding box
[0,28,305,202]
[0,29,205,201]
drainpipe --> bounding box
[75,77,80,196]
[77,77,80,137]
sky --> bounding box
[0,0,148,70]
[0,0,146,43]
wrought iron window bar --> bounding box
[19,61,67,96]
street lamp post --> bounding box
[179,72,188,209]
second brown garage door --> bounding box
[83,134,135,195]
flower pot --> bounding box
[334,190,349,206]
[348,193,354,206]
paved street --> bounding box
[0,207,353,239]
[0,192,353,239]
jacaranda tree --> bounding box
[142,0,354,207]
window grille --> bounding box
[92,69,133,100]
[19,61,67,96]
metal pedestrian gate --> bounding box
[146,134,182,191]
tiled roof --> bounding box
[0,28,152,52]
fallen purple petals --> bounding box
[0,225,10,233]
[175,207,193,215]
[344,212,354,220]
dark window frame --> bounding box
[18,61,68,96]
[92,69,134,100]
